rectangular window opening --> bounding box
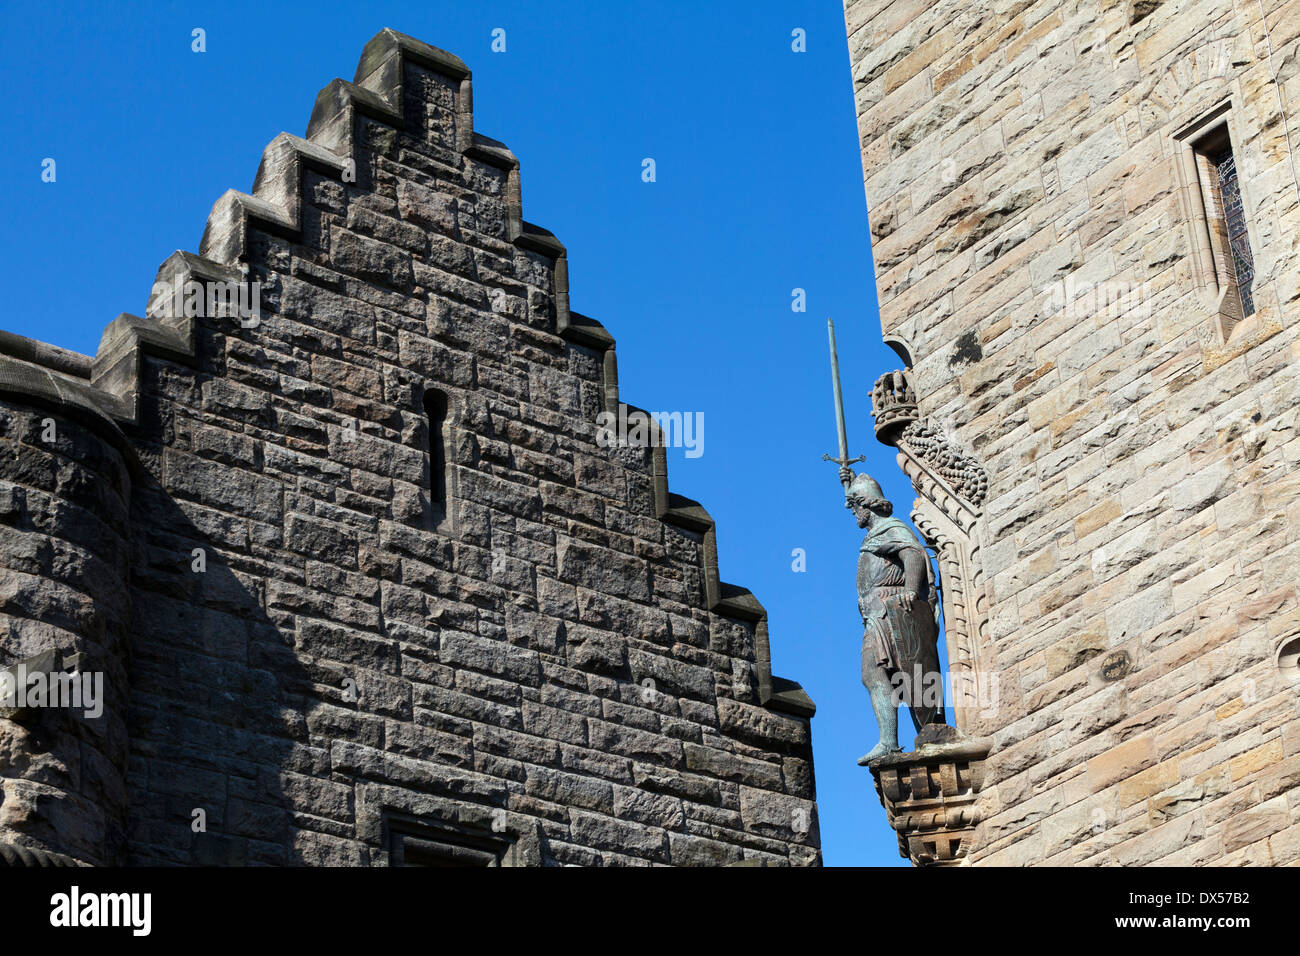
[387,814,515,867]
[424,388,450,521]
[1188,120,1257,334]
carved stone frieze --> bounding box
[897,420,988,507]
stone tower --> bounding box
[0,29,818,867]
[844,0,1300,864]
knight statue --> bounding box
[821,318,945,765]
[839,466,943,763]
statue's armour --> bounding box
[857,517,934,673]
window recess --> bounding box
[1175,104,1258,341]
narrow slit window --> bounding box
[424,388,449,517]
[1192,123,1256,323]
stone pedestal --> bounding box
[867,725,991,866]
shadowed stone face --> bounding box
[0,28,819,868]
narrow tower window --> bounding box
[1196,127,1255,319]
[1175,106,1258,341]
[424,388,450,519]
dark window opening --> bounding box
[1210,146,1255,317]
[424,388,449,517]
[387,815,514,867]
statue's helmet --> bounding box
[846,473,893,516]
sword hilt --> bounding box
[822,454,866,466]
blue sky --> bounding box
[0,0,927,865]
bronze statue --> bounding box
[839,466,943,762]
[822,319,945,764]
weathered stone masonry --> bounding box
[845,0,1300,864]
[0,29,818,866]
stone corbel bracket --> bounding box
[869,735,991,866]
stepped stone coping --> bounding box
[0,26,814,720]
[560,311,616,350]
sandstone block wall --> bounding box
[0,29,818,867]
[845,0,1300,864]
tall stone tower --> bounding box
[0,30,818,867]
[844,0,1300,864]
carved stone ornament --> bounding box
[896,420,989,506]
[870,370,918,444]
[870,370,988,506]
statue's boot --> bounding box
[857,741,902,765]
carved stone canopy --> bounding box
[870,370,918,444]
[870,369,989,508]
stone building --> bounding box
[845,0,1300,864]
[0,29,818,867]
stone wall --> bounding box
[0,391,133,866]
[845,0,1300,863]
[0,29,818,867]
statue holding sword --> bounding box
[822,318,945,764]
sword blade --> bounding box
[827,318,849,463]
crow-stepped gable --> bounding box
[0,29,818,867]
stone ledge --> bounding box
[0,331,93,379]
[0,355,139,470]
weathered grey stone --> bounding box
[683,744,782,790]
[0,28,818,868]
